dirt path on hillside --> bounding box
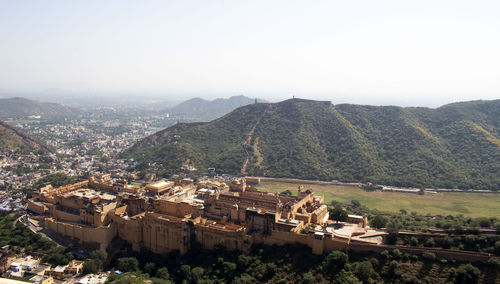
[240,106,270,175]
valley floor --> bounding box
[256,181,500,218]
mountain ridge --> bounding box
[166,95,264,122]
[0,97,79,119]
[0,120,50,153]
[124,98,500,190]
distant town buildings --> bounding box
[1,253,85,283]
[0,110,171,193]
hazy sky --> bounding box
[1,0,499,106]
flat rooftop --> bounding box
[63,189,116,201]
[147,180,173,189]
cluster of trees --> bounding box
[367,211,500,232]
[398,234,500,254]
[83,249,108,274]
[32,173,80,190]
[328,200,500,253]
[332,199,500,233]
[0,214,75,265]
[96,241,500,284]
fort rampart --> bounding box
[349,241,492,262]
[252,231,350,255]
[44,218,116,250]
[245,176,360,187]
[42,180,89,197]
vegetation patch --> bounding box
[257,181,500,218]
[125,99,500,190]
[0,214,75,265]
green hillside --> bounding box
[123,99,500,190]
[0,120,50,152]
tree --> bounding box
[380,250,390,262]
[354,261,374,284]
[223,261,237,277]
[455,264,480,284]
[421,252,436,262]
[487,257,500,268]
[144,262,157,276]
[179,265,192,281]
[370,215,387,229]
[409,237,419,246]
[232,274,256,284]
[494,241,500,255]
[424,238,435,247]
[334,269,361,284]
[454,224,465,234]
[156,267,170,280]
[191,267,204,282]
[90,249,107,263]
[301,271,316,284]
[385,221,401,245]
[391,249,402,259]
[441,236,452,249]
[331,206,348,223]
[237,254,252,269]
[386,260,400,278]
[83,259,101,274]
[117,257,139,272]
[323,251,348,274]
[351,200,361,208]
[470,217,491,228]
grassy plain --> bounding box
[256,181,500,218]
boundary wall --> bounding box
[349,241,492,262]
[45,218,116,249]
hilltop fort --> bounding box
[27,175,374,255]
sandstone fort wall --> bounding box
[45,218,116,249]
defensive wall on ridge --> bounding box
[245,176,360,187]
[349,241,493,262]
[252,230,350,255]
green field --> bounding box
[256,181,500,218]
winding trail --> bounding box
[240,105,270,175]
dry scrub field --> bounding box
[256,181,500,218]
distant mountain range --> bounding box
[0,120,50,153]
[166,95,264,122]
[124,98,500,190]
[0,97,79,120]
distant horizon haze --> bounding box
[0,92,497,109]
[1,1,499,107]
